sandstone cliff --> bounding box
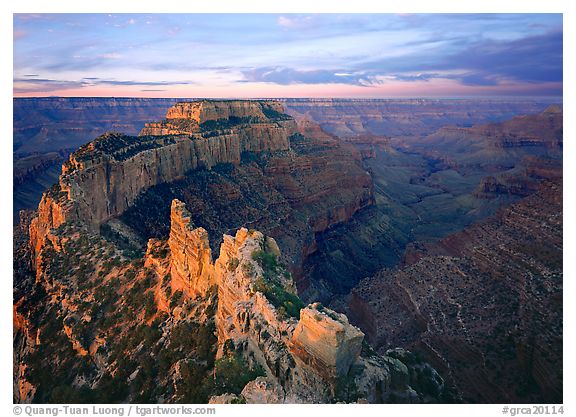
[29,101,297,262]
[161,200,446,403]
[168,200,215,297]
[110,102,374,299]
[290,303,364,379]
[15,197,448,403]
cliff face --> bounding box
[392,106,563,171]
[160,200,445,403]
[161,202,363,400]
[15,195,449,403]
[14,97,557,222]
[29,101,298,261]
[290,304,364,379]
[349,180,563,403]
[168,200,215,297]
[109,102,374,298]
[60,119,294,229]
[139,100,291,136]
[166,100,286,123]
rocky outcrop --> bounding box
[16,191,450,404]
[140,100,292,137]
[165,100,286,123]
[159,199,378,401]
[28,101,297,261]
[28,190,76,271]
[290,303,364,379]
[113,106,374,299]
[240,377,285,404]
[168,200,215,297]
[161,199,441,403]
[58,121,293,229]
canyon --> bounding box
[13,98,562,404]
[14,193,449,404]
[13,97,556,223]
[17,100,441,403]
[349,179,562,403]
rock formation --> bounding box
[28,101,298,258]
[162,199,447,403]
[140,100,289,135]
[290,304,364,379]
[16,98,562,404]
[14,97,557,223]
[349,180,563,403]
[168,200,215,297]
[15,195,449,403]
[105,101,374,298]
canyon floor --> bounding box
[13,98,562,404]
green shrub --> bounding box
[253,277,304,319]
[144,292,157,320]
[170,290,184,309]
[162,273,171,286]
[210,353,265,395]
[241,262,255,277]
[251,250,278,272]
[227,257,240,272]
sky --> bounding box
[13,13,563,98]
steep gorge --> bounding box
[14,99,563,404]
[348,180,563,403]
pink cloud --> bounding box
[13,30,26,40]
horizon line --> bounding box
[13,96,564,101]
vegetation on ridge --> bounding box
[73,132,179,163]
[251,248,305,319]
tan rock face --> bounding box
[59,124,293,230]
[213,227,288,343]
[290,303,364,379]
[141,100,293,136]
[241,377,285,404]
[208,393,241,404]
[29,191,77,273]
[168,199,215,297]
[163,100,285,123]
[29,101,297,262]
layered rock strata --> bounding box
[349,180,563,403]
[28,101,298,262]
[163,199,437,403]
[290,304,364,379]
[168,200,215,297]
[391,106,562,171]
[107,102,374,297]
